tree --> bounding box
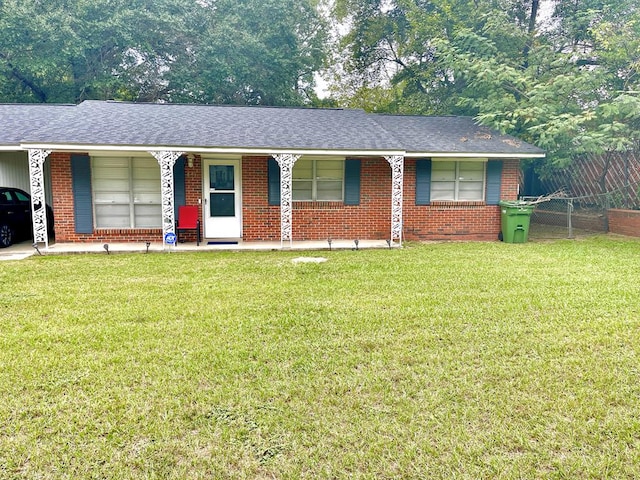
[327,0,640,179]
[328,0,530,114]
[0,0,328,105]
[167,0,327,105]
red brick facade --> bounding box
[242,156,394,241]
[49,153,521,243]
[608,209,640,237]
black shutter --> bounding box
[268,157,281,205]
[415,159,432,205]
[344,159,361,205]
[71,154,94,234]
[486,160,503,205]
[174,156,186,215]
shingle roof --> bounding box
[6,100,543,157]
[0,104,74,147]
[372,114,544,155]
[22,100,403,151]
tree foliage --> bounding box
[0,0,327,105]
[2,0,639,175]
[329,0,640,172]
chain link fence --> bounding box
[521,181,640,239]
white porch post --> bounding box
[28,149,52,248]
[385,155,405,245]
[273,153,300,248]
[149,151,185,247]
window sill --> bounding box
[427,201,488,209]
[293,201,344,210]
[94,228,162,233]
[430,200,485,206]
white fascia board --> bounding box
[408,151,545,159]
[21,143,545,158]
[0,146,22,151]
[20,143,407,157]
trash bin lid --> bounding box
[499,200,534,210]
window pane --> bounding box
[210,193,235,217]
[134,204,162,228]
[293,180,312,201]
[133,157,158,170]
[93,167,128,182]
[291,158,346,201]
[293,159,313,179]
[99,157,129,168]
[0,191,12,204]
[316,160,344,180]
[459,162,484,181]
[431,161,485,201]
[94,192,130,204]
[14,191,29,202]
[317,181,343,201]
[458,182,484,200]
[134,192,161,204]
[431,162,456,181]
[92,156,162,229]
[133,178,159,193]
[93,177,129,195]
[209,165,234,190]
[95,204,131,228]
[93,157,131,228]
[431,182,455,200]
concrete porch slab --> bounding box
[1,239,399,258]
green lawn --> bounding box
[2,236,640,479]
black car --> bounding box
[0,187,54,247]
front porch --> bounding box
[1,238,397,260]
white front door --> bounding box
[203,158,241,238]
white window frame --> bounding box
[431,159,487,202]
[91,156,162,229]
[292,156,345,202]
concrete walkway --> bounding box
[0,238,398,260]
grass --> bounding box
[1,235,640,479]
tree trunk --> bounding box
[522,0,540,69]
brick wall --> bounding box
[242,156,281,240]
[51,152,168,243]
[608,209,640,237]
[242,156,392,241]
[49,152,75,241]
[402,158,519,241]
[49,153,521,243]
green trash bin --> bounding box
[499,201,534,243]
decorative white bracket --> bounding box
[149,151,185,247]
[273,153,300,247]
[28,149,52,248]
[385,155,404,245]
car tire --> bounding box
[0,223,14,248]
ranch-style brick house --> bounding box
[0,100,544,248]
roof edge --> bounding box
[19,142,544,158]
[19,143,407,157]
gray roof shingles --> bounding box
[0,104,74,146]
[22,101,403,151]
[5,100,544,156]
[372,114,544,155]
